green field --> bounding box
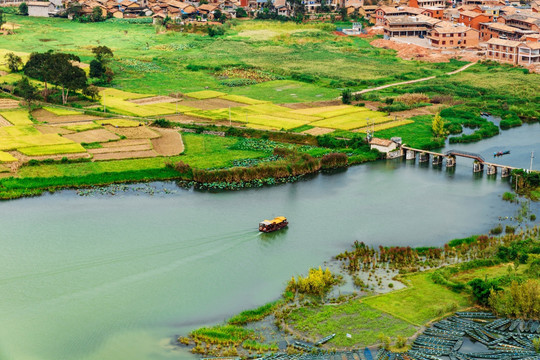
[286,301,418,347]
[363,272,471,326]
[42,107,83,116]
[0,16,466,104]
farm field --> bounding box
[0,16,466,103]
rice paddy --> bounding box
[62,123,102,132]
[42,107,83,116]
[18,143,87,156]
[0,151,17,162]
[185,90,227,100]
[0,110,33,125]
[98,119,142,127]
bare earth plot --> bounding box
[302,127,335,136]
[151,128,184,156]
[34,125,73,135]
[106,125,161,139]
[64,129,120,143]
[129,96,178,105]
[179,98,246,110]
[0,99,19,109]
[32,109,101,124]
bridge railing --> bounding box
[445,149,485,162]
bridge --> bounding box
[401,146,521,177]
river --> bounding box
[0,123,538,360]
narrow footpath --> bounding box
[353,62,477,95]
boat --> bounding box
[493,150,510,157]
[259,216,288,233]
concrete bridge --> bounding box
[401,146,520,177]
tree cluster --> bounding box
[89,45,114,84]
[23,51,88,104]
[286,267,337,298]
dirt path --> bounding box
[352,62,477,96]
[151,128,184,156]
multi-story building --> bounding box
[373,6,424,25]
[498,13,540,32]
[458,10,493,30]
[383,14,441,36]
[428,25,480,47]
[486,38,540,65]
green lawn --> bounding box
[363,272,471,326]
[286,301,418,347]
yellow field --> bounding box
[98,119,142,127]
[18,143,86,156]
[101,88,151,100]
[185,90,227,99]
[290,105,354,116]
[0,151,17,162]
[43,107,83,116]
[219,95,267,105]
[246,115,308,130]
[0,110,33,125]
[63,123,102,132]
[311,111,392,130]
[355,120,414,132]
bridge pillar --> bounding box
[432,155,442,166]
[501,167,511,178]
[446,156,456,168]
[419,152,429,163]
[406,150,416,160]
[487,165,497,176]
[473,161,484,173]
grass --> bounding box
[362,272,471,326]
[18,143,86,156]
[42,106,83,116]
[0,16,466,104]
[0,110,33,125]
[310,111,391,131]
[286,301,418,347]
[63,123,102,132]
[228,301,282,325]
[220,94,267,105]
[449,263,525,284]
[0,151,17,162]
[375,115,441,150]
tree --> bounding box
[15,77,40,109]
[339,6,347,21]
[469,278,501,306]
[18,2,28,15]
[54,56,87,104]
[91,6,104,22]
[91,46,113,64]
[24,51,56,101]
[5,53,23,73]
[0,9,5,29]
[236,7,248,17]
[432,112,445,137]
[341,88,352,104]
[83,85,100,100]
[89,59,105,79]
[213,9,222,21]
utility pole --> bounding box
[530,151,535,172]
[229,106,231,127]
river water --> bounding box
[0,123,538,360]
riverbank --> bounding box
[181,226,540,358]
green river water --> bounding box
[0,122,538,360]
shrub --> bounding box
[505,225,515,234]
[469,278,501,305]
[489,280,540,319]
[502,192,516,202]
[341,89,352,105]
[320,153,348,169]
[490,224,503,235]
[395,93,429,106]
[286,267,338,298]
[152,118,176,128]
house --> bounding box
[478,21,532,40]
[369,137,399,157]
[498,13,540,32]
[28,1,54,16]
[421,7,444,19]
[383,14,441,37]
[517,41,540,65]
[373,6,424,25]
[198,3,219,17]
[428,25,480,47]
[408,0,445,9]
[458,10,493,30]
[486,37,521,63]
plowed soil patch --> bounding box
[34,125,73,135]
[0,99,19,109]
[101,139,150,148]
[64,129,120,143]
[105,125,160,139]
[151,128,184,156]
[302,127,335,136]
[0,116,12,127]
[92,150,158,161]
[32,109,101,123]
[88,144,152,154]
[179,98,245,110]
[129,96,177,105]
[370,39,450,63]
